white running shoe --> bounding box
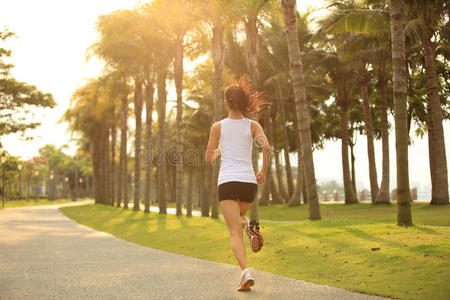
[237,268,255,291]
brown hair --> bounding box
[225,77,269,120]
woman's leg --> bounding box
[239,201,252,229]
[220,200,250,270]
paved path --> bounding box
[0,203,388,300]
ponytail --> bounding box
[225,77,269,120]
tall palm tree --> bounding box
[281,0,321,220]
[198,0,236,218]
[388,0,412,225]
[151,0,199,215]
[374,66,391,204]
[92,9,153,209]
[357,68,379,202]
[143,73,154,213]
[103,72,128,207]
[156,67,169,214]
[132,77,143,211]
[236,0,270,213]
[63,79,113,205]
[407,0,449,204]
[119,94,129,209]
[320,0,392,204]
[313,36,359,204]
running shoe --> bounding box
[237,268,254,291]
[246,220,264,252]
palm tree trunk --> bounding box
[388,0,412,225]
[359,77,379,202]
[144,80,154,213]
[91,142,99,204]
[157,70,167,214]
[266,107,283,205]
[276,80,294,197]
[340,105,358,204]
[422,35,449,205]
[119,96,128,209]
[281,0,321,220]
[288,160,303,206]
[350,141,357,195]
[349,132,357,196]
[427,105,438,197]
[201,127,210,217]
[205,165,212,215]
[133,80,143,211]
[245,16,260,85]
[175,37,184,215]
[375,76,391,204]
[211,24,224,219]
[170,166,176,203]
[110,124,117,206]
[288,94,302,206]
[259,109,272,206]
[200,164,209,217]
[250,145,260,221]
[103,126,110,205]
[270,171,283,204]
[270,106,289,201]
[187,168,193,217]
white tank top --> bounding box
[218,117,257,186]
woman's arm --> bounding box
[205,122,221,164]
[251,121,271,184]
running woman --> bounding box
[205,78,270,292]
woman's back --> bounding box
[218,117,257,186]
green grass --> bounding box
[256,202,450,226]
[61,203,450,300]
[1,198,84,208]
[168,201,450,226]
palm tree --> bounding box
[357,68,379,202]
[374,65,391,204]
[132,77,143,211]
[236,0,270,212]
[156,67,169,214]
[281,0,321,220]
[151,0,199,215]
[388,0,412,225]
[198,0,236,218]
[119,93,129,209]
[407,0,449,205]
[313,35,359,204]
[143,73,155,213]
[320,0,392,204]
[63,79,113,205]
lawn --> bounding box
[1,198,81,209]
[60,203,450,300]
[257,202,450,226]
[166,201,450,226]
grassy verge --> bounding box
[1,198,84,208]
[162,201,450,226]
[256,202,450,226]
[61,204,450,300]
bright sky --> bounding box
[1,0,448,198]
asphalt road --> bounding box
[0,202,387,300]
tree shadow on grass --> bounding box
[340,227,407,249]
[412,225,440,235]
[157,214,167,232]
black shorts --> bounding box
[218,181,258,203]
